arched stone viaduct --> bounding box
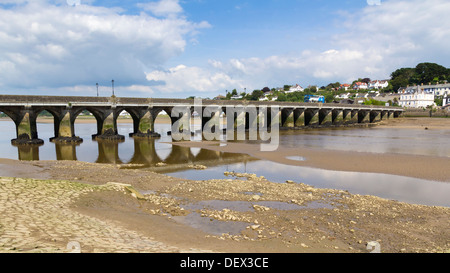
[0,95,404,145]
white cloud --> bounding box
[2,0,450,97]
[0,0,208,93]
[164,0,450,92]
[137,0,183,17]
[145,64,244,95]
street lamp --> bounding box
[96,83,99,97]
[112,79,115,96]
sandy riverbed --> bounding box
[0,117,449,253]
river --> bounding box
[0,118,449,207]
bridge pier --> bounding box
[305,109,320,126]
[294,108,306,127]
[128,108,161,139]
[257,107,269,129]
[202,106,221,140]
[11,108,44,145]
[319,109,333,126]
[358,110,371,124]
[370,110,382,123]
[245,107,258,140]
[50,110,83,144]
[226,106,247,140]
[92,109,125,141]
[341,110,351,124]
[387,111,393,119]
[170,106,191,141]
[281,108,295,128]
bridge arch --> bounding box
[34,107,61,140]
[0,107,17,123]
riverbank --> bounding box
[0,117,449,253]
[0,159,448,253]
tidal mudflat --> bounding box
[0,117,449,253]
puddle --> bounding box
[285,156,306,161]
[171,212,248,236]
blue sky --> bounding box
[0,0,449,98]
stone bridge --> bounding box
[0,95,404,145]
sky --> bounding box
[0,0,450,98]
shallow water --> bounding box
[278,126,450,157]
[163,160,450,208]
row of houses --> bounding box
[398,83,450,108]
[335,91,400,105]
[215,82,449,108]
[222,80,388,100]
[346,80,389,90]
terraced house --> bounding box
[398,85,435,108]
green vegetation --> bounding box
[390,62,450,91]
[363,98,387,106]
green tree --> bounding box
[363,98,385,106]
[276,93,287,102]
[390,67,415,91]
[248,90,263,101]
[415,62,449,84]
[324,93,335,103]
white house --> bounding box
[353,82,368,90]
[399,83,450,96]
[421,83,450,96]
[335,93,351,99]
[339,84,351,91]
[399,87,435,108]
[368,80,389,89]
[286,84,304,93]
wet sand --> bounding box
[0,117,449,253]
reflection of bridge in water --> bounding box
[15,139,254,170]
